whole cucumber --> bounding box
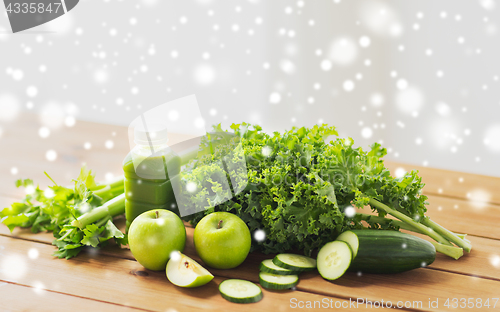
[345,230,436,274]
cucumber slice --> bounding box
[317,241,352,281]
[219,279,263,304]
[336,231,359,258]
[272,254,316,272]
[259,272,299,290]
[259,259,295,275]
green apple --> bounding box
[166,251,214,287]
[193,212,251,269]
[128,209,186,271]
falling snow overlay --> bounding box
[0,1,500,307]
[0,0,499,178]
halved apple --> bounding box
[166,252,214,287]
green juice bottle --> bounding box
[123,125,181,231]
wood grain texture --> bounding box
[0,236,366,312]
[0,282,146,312]
[1,231,498,312]
[424,194,500,239]
[2,219,500,283]
[412,234,500,280]
[1,113,500,311]
[0,113,192,199]
[3,189,499,282]
[0,113,128,199]
[2,113,500,206]
[2,214,500,310]
[0,195,18,212]
[385,161,500,204]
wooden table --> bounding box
[1,113,499,311]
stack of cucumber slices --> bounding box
[259,254,317,290]
[219,254,317,304]
[219,230,436,303]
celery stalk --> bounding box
[369,198,452,246]
[71,194,125,229]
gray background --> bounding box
[0,0,499,177]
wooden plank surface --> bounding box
[1,226,499,312]
[1,113,500,203]
[386,161,500,205]
[0,282,145,312]
[2,113,500,311]
[424,194,500,239]
[0,113,128,199]
[0,236,369,312]
[1,207,500,312]
[1,211,500,283]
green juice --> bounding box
[123,127,238,231]
[123,147,181,231]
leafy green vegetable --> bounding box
[183,123,470,258]
[1,123,470,260]
[0,165,126,259]
[0,178,74,233]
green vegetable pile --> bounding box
[0,166,126,259]
[0,123,470,260]
[182,123,470,258]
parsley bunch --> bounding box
[0,166,126,259]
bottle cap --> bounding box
[134,123,169,145]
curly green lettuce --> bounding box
[182,123,470,258]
